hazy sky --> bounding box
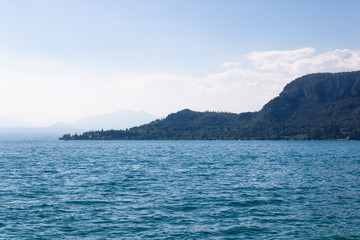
[1,0,360,126]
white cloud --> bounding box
[121,68,288,116]
[222,62,241,67]
[248,48,315,64]
[247,48,360,75]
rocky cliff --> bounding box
[258,71,360,126]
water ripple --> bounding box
[0,140,359,239]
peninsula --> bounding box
[60,71,360,140]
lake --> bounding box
[0,140,359,239]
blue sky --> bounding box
[1,0,360,126]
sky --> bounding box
[1,0,360,127]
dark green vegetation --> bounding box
[61,71,360,140]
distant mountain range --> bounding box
[0,110,159,139]
[61,71,360,140]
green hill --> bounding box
[60,71,360,140]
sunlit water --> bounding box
[0,140,359,239]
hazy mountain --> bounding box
[0,110,157,139]
[0,122,82,140]
[69,110,159,131]
[47,121,79,130]
[61,71,360,140]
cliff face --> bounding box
[280,71,360,101]
[258,71,360,125]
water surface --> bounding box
[0,140,359,239]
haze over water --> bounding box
[1,140,359,239]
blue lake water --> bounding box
[0,140,359,239]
